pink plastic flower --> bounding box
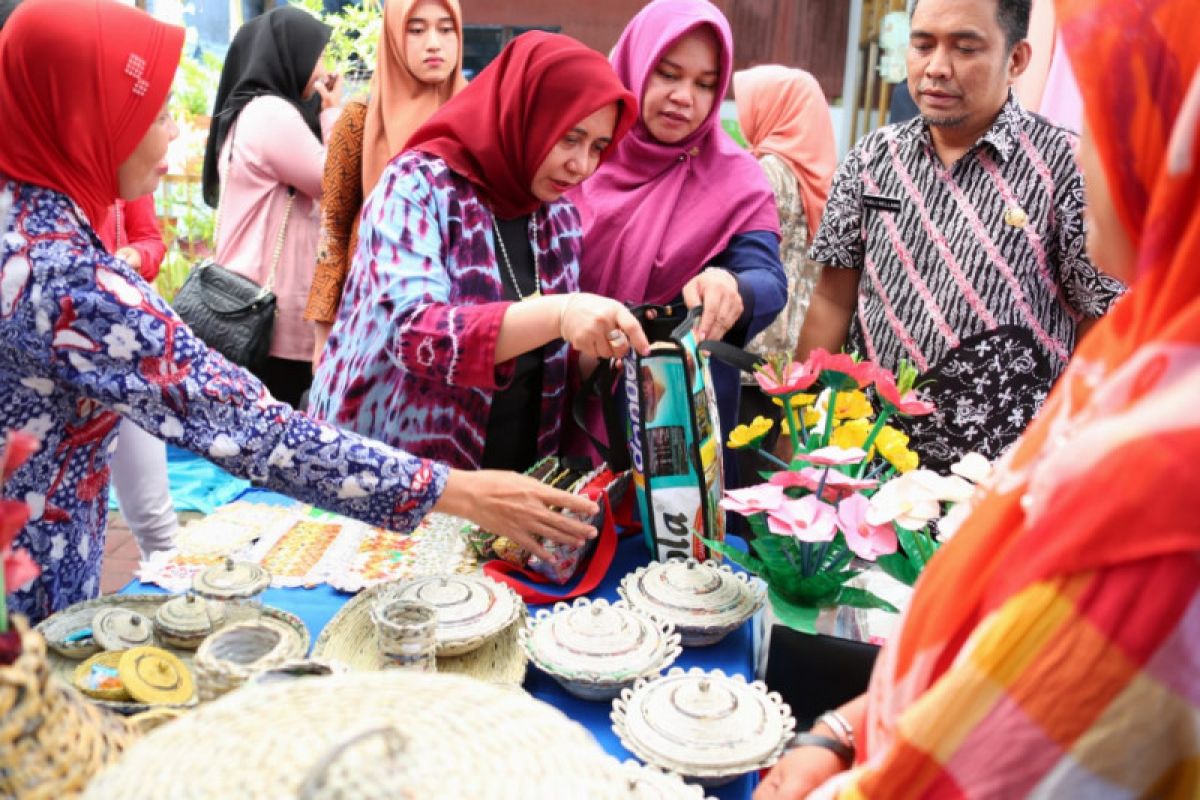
[793,446,868,466]
[835,494,898,560]
[754,360,820,396]
[768,468,878,501]
[874,372,936,416]
[719,484,786,517]
[766,495,837,542]
[807,349,878,389]
[1,499,38,593]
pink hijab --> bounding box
[571,0,778,305]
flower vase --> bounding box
[0,616,135,798]
[754,600,880,731]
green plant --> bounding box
[297,0,383,79]
[171,50,223,120]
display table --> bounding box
[122,489,758,799]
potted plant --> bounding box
[704,351,983,717]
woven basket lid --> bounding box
[618,559,761,631]
[73,649,132,701]
[620,761,711,799]
[386,574,520,655]
[118,646,195,705]
[611,668,795,781]
[154,594,224,638]
[192,558,271,601]
[91,607,154,650]
[81,671,638,799]
[526,598,676,682]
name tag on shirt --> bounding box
[863,193,903,213]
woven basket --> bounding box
[0,616,135,799]
[312,583,527,684]
[193,620,305,701]
[81,671,641,799]
[36,594,309,713]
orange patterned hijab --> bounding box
[869,0,1200,750]
[361,0,467,197]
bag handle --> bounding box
[214,123,295,296]
[698,339,764,375]
[482,491,619,604]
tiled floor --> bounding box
[100,510,203,595]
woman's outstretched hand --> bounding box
[434,469,599,562]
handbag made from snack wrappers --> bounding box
[578,305,728,563]
[466,457,631,604]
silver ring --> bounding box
[606,329,625,343]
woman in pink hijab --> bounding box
[571,0,786,451]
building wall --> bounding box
[460,0,850,100]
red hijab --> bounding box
[0,0,183,228]
[406,31,637,219]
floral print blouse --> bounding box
[308,151,580,471]
[0,179,447,622]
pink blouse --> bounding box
[215,96,339,362]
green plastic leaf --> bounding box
[700,536,766,577]
[767,588,820,633]
[876,553,919,586]
[836,586,899,613]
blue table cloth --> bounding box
[124,489,757,799]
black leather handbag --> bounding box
[173,186,294,371]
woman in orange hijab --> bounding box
[757,0,1200,796]
[305,0,468,363]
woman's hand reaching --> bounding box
[434,469,599,562]
[682,267,743,342]
[558,293,651,361]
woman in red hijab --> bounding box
[0,0,599,622]
[309,32,649,473]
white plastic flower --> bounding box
[951,451,993,484]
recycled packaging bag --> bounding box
[621,305,726,561]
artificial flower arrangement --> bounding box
[1,431,41,665]
[703,350,984,632]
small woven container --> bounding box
[193,620,303,701]
[81,671,640,799]
[312,582,527,685]
[372,598,438,672]
[73,650,131,701]
[1,616,135,799]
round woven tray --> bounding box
[35,594,310,713]
[81,671,634,799]
[312,583,526,685]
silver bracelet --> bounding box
[816,709,856,752]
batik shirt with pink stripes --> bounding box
[810,94,1123,469]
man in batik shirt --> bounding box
[794,0,1124,471]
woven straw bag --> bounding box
[0,616,135,799]
[82,670,651,799]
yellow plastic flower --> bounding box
[830,419,872,450]
[884,447,920,473]
[833,390,874,420]
[726,416,774,449]
[770,393,818,409]
[802,408,823,428]
[874,425,909,453]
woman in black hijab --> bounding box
[199,5,343,406]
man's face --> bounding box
[906,0,1028,134]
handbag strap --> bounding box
[482,491,620,604]
[214,123,295,295]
